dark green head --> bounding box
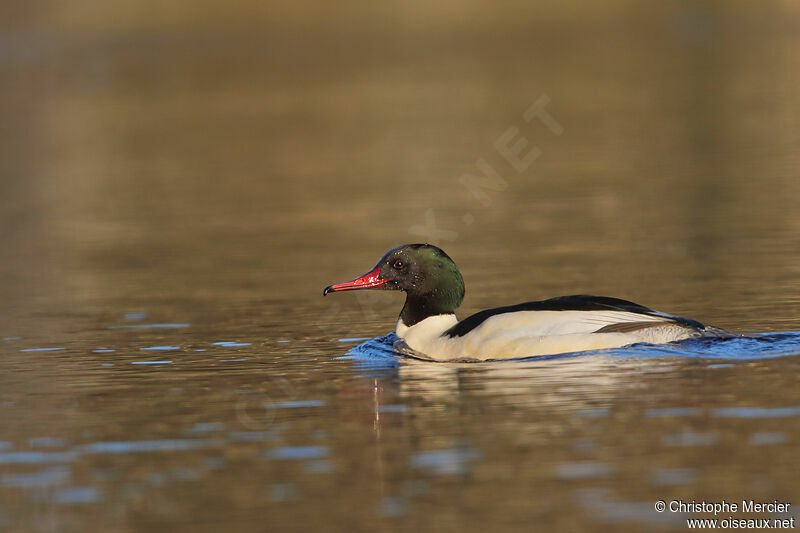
[323,244,465,326]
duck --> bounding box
[323,244,733,361]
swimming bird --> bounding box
[323,244,732,361]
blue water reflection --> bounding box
[2,468,71,488]
[29,437,67,448]
[78,440,215,454]
[264,446,329,461]
[212,341,252,347]
[555,462,614,480]
[53,486,102,505]
[712,406,800,418]
[749,432,786,445]
[645,407,701,418]
[409,447,481,475]
[0,452,76,464]
[650,468,696,486]
[139,346,180,351]
[267,400,325,409]
[302,460,335,475]
[111,324,190,330]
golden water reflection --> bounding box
[1,1,800,531]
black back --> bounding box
[442,294,705,338]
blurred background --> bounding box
[1,1,800,532]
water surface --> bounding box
[2,2,800,532]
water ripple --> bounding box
[264,446,330,461]
[267,400,325,409]
[340,331,800,365]
[712,406,800,418]
[2,468,71,488]
[212,341,251,347]
[555,462,614,480]
[78,439,215,454]
[111,323,189,329]
[0,451,76,464]
[409,447,481,475]
[645,407,700,418]
[53,486,102,505]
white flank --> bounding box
[395,310,698,361]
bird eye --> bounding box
[393,260,404,270]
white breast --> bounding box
[395,310,698,361]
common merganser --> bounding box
[323,244,732,361]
